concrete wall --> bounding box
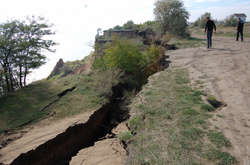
[103,30,138,40]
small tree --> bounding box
[0,17,56,93]
[224,15,238,27]
[154,0,189,37]
[193,12,211,28]
[123,20,138,30]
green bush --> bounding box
[100,39,163,76]
[103,39,144,74]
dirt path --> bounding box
[169,36,250,165]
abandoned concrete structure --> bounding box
[95,28,158,55]
[102,30,138,40]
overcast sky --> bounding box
[0,0,249,82]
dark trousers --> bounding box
[236,30,243,41]
[207,31,213,48]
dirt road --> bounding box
[169,36,250,165]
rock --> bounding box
[207,96,223,108]
[47,58,65,79]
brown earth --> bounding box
[0,105,127,165]
[169,35,250,165]
[0,112,91,164]
[69,122,128,165]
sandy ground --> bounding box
[169,36,250,165]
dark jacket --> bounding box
[205,20,216,32]
[237,21,244,31]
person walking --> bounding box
[236,17,244,42]
[205,17,216,48]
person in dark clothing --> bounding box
[204,17,216,48]
[236,18,244,42]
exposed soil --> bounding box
[69,123,128,165]
[0,112,91,164]
[169,35,250,165]
[3,83,130,165]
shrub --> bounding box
[103,39,144,74]
[100,39,163,77]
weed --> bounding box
[207,131,232,148]
[205,148,237,165]
[128,116,144,133]
[119,131,134,143]
[183,108,200,116]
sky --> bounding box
[0,0,249,82]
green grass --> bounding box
[204,147,237,165]
[126,69,236,165]
[119,131,134,143]
[207,131,232,148]
[0,70,119,133]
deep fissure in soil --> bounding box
[10,83,130,165]
[9,56,170,165]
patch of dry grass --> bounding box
[126,69,237,165]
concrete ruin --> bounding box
[95,28,158,55]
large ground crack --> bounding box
[8,55,170,165]
[9,83,129,165]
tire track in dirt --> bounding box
[169,36,250,165]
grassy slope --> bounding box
[191,23,250,38]
[124,69,237,165]
[0,67,117,133]
[169,37,206,49]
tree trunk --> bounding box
[24,65,28,86]
[0,72,3,96]
[19,65,23,88]
[3,66,10,92]
[8,65,14,91]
